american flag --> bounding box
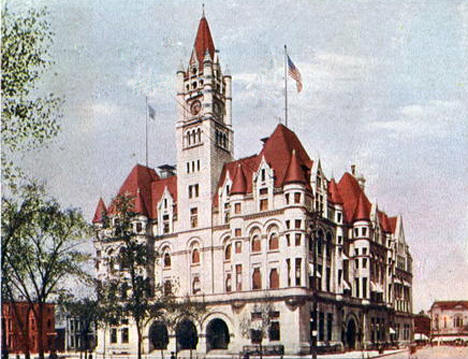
[287,55,303,93]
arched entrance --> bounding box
[206,318,230,351]
[149,321,169,352]
[176,319,198,351]
[346,318,357,349]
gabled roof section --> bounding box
[260,124,313,187]
[337,172,372,223]
[431,301,468,311]
[192,15,215,68]
[92,198,107,223]
[134,190,149,217]
[389,216,398,233]
[378,210,392,233]
[328,178,344,205]
[231,164,248,195]
[150,175,178,219]
[283,150,307,185]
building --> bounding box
[1,302,56,355]
[65,316,97,353]
[92,12,413,356]
[413,312,430,343]
[429,301,468,344]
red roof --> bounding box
[378,210,392,233]
[92,198,107,223]
[431,301,468,311]
[231,164,248,195]
[353,191,371,221]
[388,216,398,233]
[192,15,215,69]
[134,190,149,217]
[150,175,178,218]
[328,178,344,205]
[283,150,307,185]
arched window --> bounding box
[164,280,172,295]
[192,277,201,294]
[192,81,197,89]
[163,253,171,268]
[251,235,261,252]
[225,274,232,292]
[191,130,196,145]
[269,233,279,250]
[186,132,191,146]
[317,229,324,255]
[269,268,279,289]
[225,243,232,260]
[192,248,200,264]
[252,268,262,290]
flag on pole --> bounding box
[287,55,303,93]
[148,104,156,120]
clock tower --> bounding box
[175,13,233,231]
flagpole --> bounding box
[145,96,148,167]
[284,45,288,128]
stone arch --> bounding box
[206,318,230,351]
[265,219,282,232]
[344,313,360,350]
[246,222,263,235]
[176,318,198,351]
[148,321,169,353]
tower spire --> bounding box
[202,3,205,18]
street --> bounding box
[383,345,468,359]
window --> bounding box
[337,235,342,244]
[326,267,331,292]
[355,278,360,298]
[136,222,143,233]
[235,241,242,253]
[121,328,129,343]
[187,162,190,173]
[235,228,242,237]
[319,312,325,341]
[269,268,279,289]
[286,220,290,229]
[338,269,342,286]
[337,212,342,223]
[269,321,280,341]
[188,184,199,198]
[295,233,301,246]
[260,199,268,211]
[295,219,302,229]
[363,277,367,298]
[192,248,200,264]
[224,202,230,223]
[163,253,171,268]
[225,243,232,260]
[261,169,266,182]
[294,192,301,204]
[285,193,290,204]
[226,273,232,292]
[286,259,291,286]
[286,234,290,247]
[164,280,172,295]
[190,208,198,228]
[355,258,359,269]
[269,233,279,250]
[259,187,268,195]
[363,258,367,268]
[362,227,367,236]
[234,203,241,214]
[197,160,200,171]
[252,268,262,290]
[236,264,242,291]
[251,235,261,252]
[363,248,367,255]
[110,328,117,343]
[192,277,201,294]
[327,313,333,341]
[295,258,302,286]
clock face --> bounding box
[190,100,201,115]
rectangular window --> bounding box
[234,203,241,214]
[252,268,262,290]
[236,264,242,291]
[269,321,280,341]
[197,160,200,171]
[188,184,199,198]
[363,277,367,299]
[286,220,290,229]
[338,269,342,286]
[337,212,342,223]
[326,267,331,292]
[363,258,367,268]
[295,258,302,286]
[355,278,360,298]
[286,234,290,247]
[317,264,322,291]
[235,228,242,237]
[294,192,301,203]
[319,312,325,341]
[190,208,198,228]
[261,169,266,182]
[235,241,242,253]
[354,228,359,237]
[355,258,359,269]
[286,259,291,286]
[362,227,367,236]
[260,198,268,211]
[295,233,301,246]
[110,328,117,344]
[295,219,302,229]
[121,328,129,343]
[186,162,190,173]
[327,313,333,341]
[337,235,342,244]
[285,193,290,204]
[259,187,268,195]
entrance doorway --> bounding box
[206,318,230,351]
[346,318,357,349]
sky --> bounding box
[9,0,468,313]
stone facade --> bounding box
[429,301,468,343]
[92,13,413,357]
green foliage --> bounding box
[1,182,92,303]
[1,5,63,181]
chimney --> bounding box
[158,164,176,179]
[351,164,356,176]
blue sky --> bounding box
[11,0,468,312]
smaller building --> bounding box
[65,316,97,352]
[1,302,56,354]
[429,301,468,344]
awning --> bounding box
[389,327,396,334]
[394,277,402,284]
[403,280,411,286]
[371,281,384,293]
[414,333,429,340]
[342,253,349,260]
[308,263,322,278]
[436,336,468,342]
[342,280,351,290]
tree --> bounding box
[1,183,92,359]
[240,301,276,359]
[1,5,62,170]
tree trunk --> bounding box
[37,303,45,359]
[160,349,164,359]
[137,326,142,359]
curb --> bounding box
[372,349,407,358]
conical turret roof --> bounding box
[231,164,247,195]
[192,15,215,67]
[92,198,107,223]
[283,149,306,185]
[328,179,344,204]
[353,191,371,221]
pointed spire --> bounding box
[231,164,247,195]
[92,198,107,223]
[192,12,215,68]
[328,179,343,204]
[134,188,149,217]
[283,149,306,185]
[353,191,371,221]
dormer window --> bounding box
[294,192,301,204]
[192,67,197,75]
[261,169,266,182]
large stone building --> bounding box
[429,301,468,344]
[92,13,413,356]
